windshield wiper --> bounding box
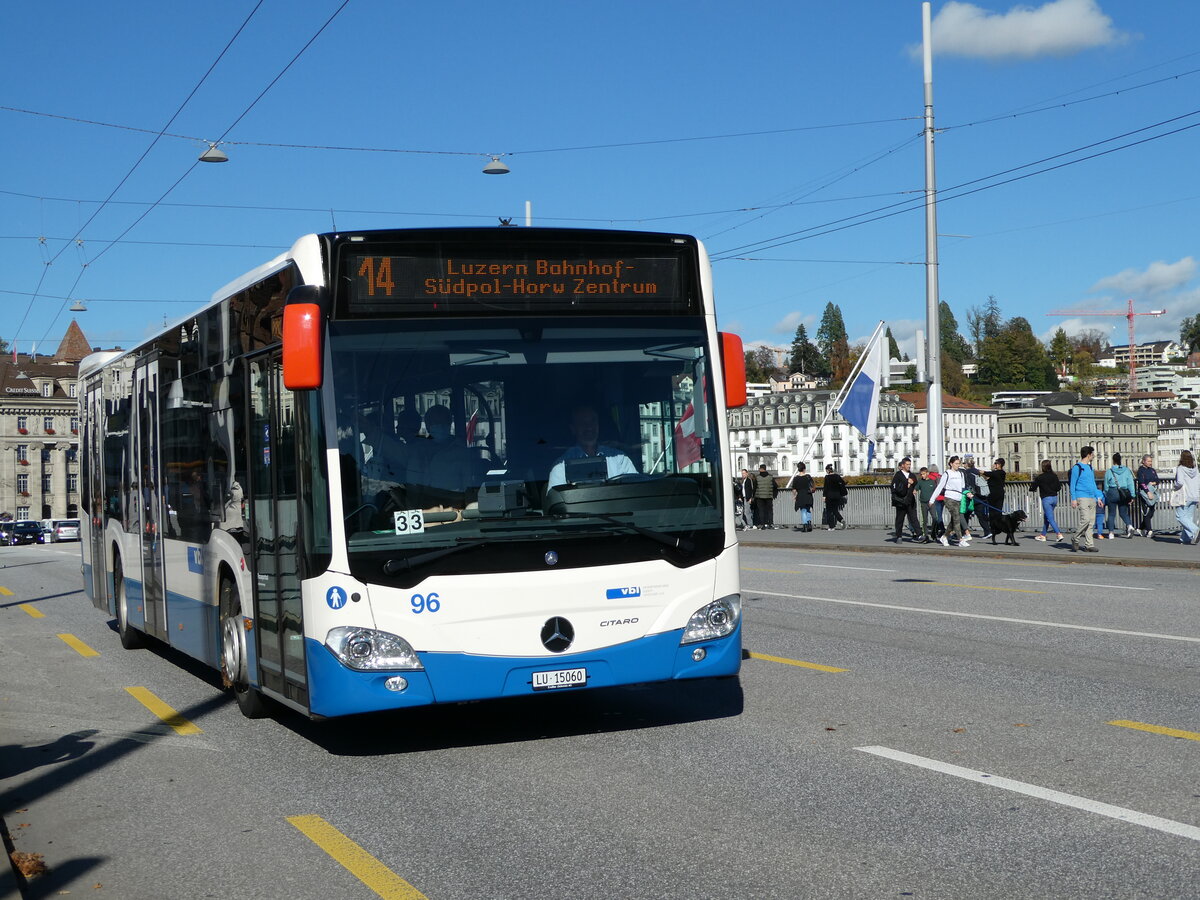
[550,511,695,553]
[382,538,490,575]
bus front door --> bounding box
[133,358,168,640]
[85,381,108,611]
[246,351,308,709]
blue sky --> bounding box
[3,0,1198,359]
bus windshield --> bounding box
[328,316,725,581]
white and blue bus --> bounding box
[79,227,747,719]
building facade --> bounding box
[897,392,998,465]
[728,390,919,476]
[0,322,93,522]
[996,392,1157,475]
[1155,407,1200,470]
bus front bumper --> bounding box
[304,623,741,718]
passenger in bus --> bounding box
[406,404,480,513]
[547,404,637,488]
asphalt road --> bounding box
[2,542,1197,899]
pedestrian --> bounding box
[961,455,985,538]
[1170,450,1199,544]
[929,456,969,547]
[1103,451,1136,539]
[890,457,920,542]
[916,465,940,542]
[983,458,1006,525]
[1135,453,1159,538]
[1068,445,1104,553]
[1029,459,1064,542]
[752,463,778,530]
[738,468,756,529]
[822,464,848,531]
[787,463,815,532]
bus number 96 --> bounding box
[411,592,440,614]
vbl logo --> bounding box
[606,586,641,599]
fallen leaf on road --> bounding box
[11,850,48,877]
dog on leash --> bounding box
[989,509,1027,545]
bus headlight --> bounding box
[680,595,741,645]
[325,626,425,671]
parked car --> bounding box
[5,521,45,546]
[50,519,80,542]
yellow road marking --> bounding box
[18,603,44,618]
[748,651,848,673]
[57,633,100,658]
[124,687,203,735]
[288,815,429,900]
[928,582,1047,594]
[1109,720,1200,743]
[0,586,14,595]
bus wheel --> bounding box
[219,577,268,719]
[114,557,145,650]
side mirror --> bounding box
[282,304,323,389]
[719,332,747,408]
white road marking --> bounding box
[1004,578,1153,591]
[751,589,1200,644]
[857,746,1200,843]
[800,563,896,573]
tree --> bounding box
[744,349,769,383]
[1073,348,1095,381]
[815,302,847,366]
[1070,328,1109,360]
[978,317,1056,388]
[965,296,1003,356]
[745,346,781,383]
[788,323,825,375]
[885,326,901,361]
[1048,327,1072,375]
[1181,315,1200,354]
[938,300,972,362]
[0,336,8,353]
[829,337,852,384]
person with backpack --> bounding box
[961,455,987,539]
[752,463,779,530]
[822,464,848,530]
[1171,450,1199,544]
[916,465,940,543]
[1135,453,1159,537]
[929,456,969,547]
[787,463,816,532]
[1068,446,1104,552]
[1103,451,1136,539]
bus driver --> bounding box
[548,405,637,488]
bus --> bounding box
[79,227,747,719]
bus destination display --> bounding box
[344,253,687,315]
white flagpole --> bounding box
[796,320,885,465]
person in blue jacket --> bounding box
[1068,445,1105,552]
[1103,451,1136,538]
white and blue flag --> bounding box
[837,324,885,467]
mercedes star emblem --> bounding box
[540,616,574,653]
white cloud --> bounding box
[1089,257,1197,297]
[921,0,1130,61]
[772,310,817,335]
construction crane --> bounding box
[1047,299,1166,395]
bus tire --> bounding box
[219,576,268,719]
[114,555,145,650]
